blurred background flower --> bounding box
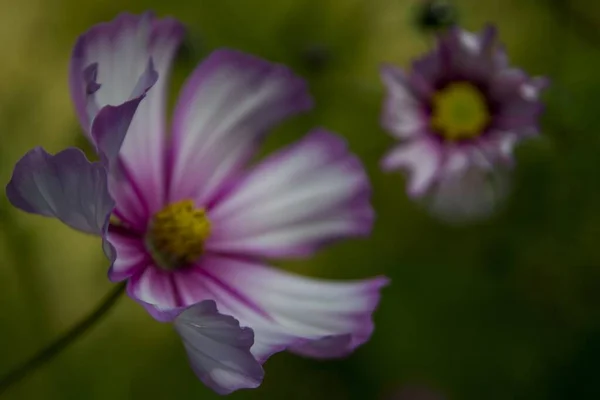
[1,0,600,399]
[380,26,547,223]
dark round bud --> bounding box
[416,0,458,32]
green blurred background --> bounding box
[1,0,600,398]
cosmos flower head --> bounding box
[6,12,388,394]
[380,25,548,223]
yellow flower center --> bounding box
[431,82,490,141]
[146,200,211,270]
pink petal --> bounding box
[70,12,185,216]
[380,65,428,139]
[521,76,550,101]
[6,147,115,264]
[127,265,186,309]
[106,229,148,282]
[206,130,372,258]
[174,300,264,395]
[381,138,442,197]
[439,25,500,81]
[167,49,312,205]
[125,255,388,362]
[108,163,151,231]
[197,256,388,362]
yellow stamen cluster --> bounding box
[431,82,491,141]
[147,200,211,270]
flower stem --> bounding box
[0,283,126,395]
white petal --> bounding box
[381,138,442,197]
[195,256,388,362]
[206,130,372,258]
[70,12,185,214]
[425,151,510,223]
[167,49,312,205]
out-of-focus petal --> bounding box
[167,49,312,205]
[174,300,264,395]
[380,65,429,139]
[381,138,442,197]
[206,130,372,258]
[424,150,511,224]
[439,25,500,80]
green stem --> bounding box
[0,283,126,395]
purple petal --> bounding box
[6,147,114,235]
[70,12,185,215]
[521,76,550,101]
[381,138,442,197]
[91,63,156,169]
[206,130,372,259]
[135,297,188,323]
[6,147,115,263]
[174,300,264,395]
[129,58,159,99]
[83,63,101,95]
[436,26,501,82]
[167,49,313,206]
[106,230,147,282]
[289,334,353,359]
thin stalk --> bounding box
[0,283,126,395]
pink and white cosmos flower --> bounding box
[6,12,388,394]
[380,25,548,222]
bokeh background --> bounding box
[1,0,600,399]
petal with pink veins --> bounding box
[206,130,372,258]
[158,256,389,363]
[91,62,157,169]
[106,230,148,282]
[127,265,188,311]
[174,300,264,395]
[167,49,312,205]
[70,11,185,216]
